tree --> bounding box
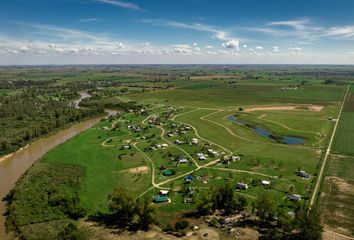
[196,184,247,215]
[196,191,214,215]
[252,192,277,222]
[108,187,136,226]
[295,206,323,240]
[135,196,156,231]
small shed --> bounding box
[236,182,248,190]
[185,175,194,183]
[298,170,311,179]
[163,169,174,176]
[287,194,301,201]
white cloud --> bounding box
[140,42,150,47]
[243,44,247,48]
[94,0,145,11]
[222,39,239,50]
[79,18,99,23]
[140,19,233,42]
[205,45,214,49]
[255,46,264,50]
[324,26,354,38]
[268,19,310,30]
[289,47,303,55]
[116,42,125,49]
[289,47,302,51]
[272,46,280,53]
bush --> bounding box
[175,220,190,230]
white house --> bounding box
[178,157,188,163]
[159,190,169,195]
[232,156,241,161]
[261,180,271,186]
[191,138,199,145]
[196,153,206,160]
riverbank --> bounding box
[0,116,103,240]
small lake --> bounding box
[227,115,305,145]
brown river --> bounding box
[0,91,117,239]
[0,117,102,239]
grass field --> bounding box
[5,71,349,239]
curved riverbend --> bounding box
[0,116,102,239]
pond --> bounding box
[226,115,305,145]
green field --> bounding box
[320,85,354,236]
[4,66,350,239]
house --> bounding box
[298,170,311,179]
[175,140,183,145]
[178,158,188,164]
[185,126,192,130]
[161,143,168,148]
[163,169,174,176]
[186,187,195,196]
[185,175,194,183]
[191,138,199,145]
[167,133,174,137]
[123,145,131,149]
[236,182,248,190]
[196,153,206,160]
[153,195,169,203]
[159,190,169,195]
[287,194,301,201]
[261,180,271,187]
[207,149,219,156]
[222,159,231,165]
[232,156,241,161]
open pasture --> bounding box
[127,81,345,109]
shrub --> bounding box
[175,220,190,230]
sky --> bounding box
[1,0,354,64]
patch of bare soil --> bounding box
[244,105,323,112]
[323,227,354,240]
[321,176,354,238]
[126,166,149,174]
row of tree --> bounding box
[196,183,248,215]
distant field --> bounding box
[127,83,345,108]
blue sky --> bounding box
[1,0,354,64]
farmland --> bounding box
[320,85,354,238]
[1,65,352,239]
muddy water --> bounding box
[0,117,102,239]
